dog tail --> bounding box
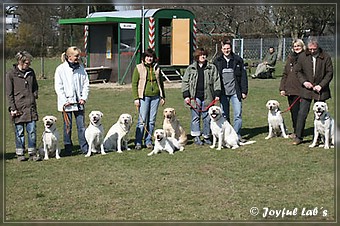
[239,140,256,146]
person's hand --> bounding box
[10,110,19,117]
[160,98,165,106]
[64,102,71,107]
[134,99,140,108]
[214,97,220,101]
[184,97,191,105]
[303,81,314,89]
[79,99,86,105]
[313,85,322,93]
[242,93,247,99]
[280,90,286,96]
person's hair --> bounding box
[221,39,232,48]
[291,38,306,52]
[15,51,33,64]
[307,36,319,47]
[142,48,157,63]
[193,48,208,61]
[61,46,81,62]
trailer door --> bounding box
[171,18,190,65]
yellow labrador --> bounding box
[209,106,256,150]
[42,115,61,160]
[103,113,132,153]
[162,107,187,148]
[147,129,182,156]
[309,102,334,149]
[85,111,106,157]
[265,100,289,139]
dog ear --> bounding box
[173,109,176,115]
[324,103,328,112]
[100,112,103,117]
[53,116,57,122]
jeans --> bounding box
[190,98,210,138]
[62,110,88,153]
[135,96,160,146]
[220,94,242,137]
[14,121,37,155]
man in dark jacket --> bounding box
[213,40,248,141]
[6,51,40,161]
[293,37,333,145]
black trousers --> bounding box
[287,95,300,134]
[295,98,325,140]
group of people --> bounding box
[6,36,333,161]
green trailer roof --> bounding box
[59,8,194,25]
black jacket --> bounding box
[213,53,248,101]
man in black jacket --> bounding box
[213,40,248,141]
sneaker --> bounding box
[146,143,154,149]
[251,74,257,79]
[288,133,297,139]
[194,137,203,145]
[28,154,42,161]
[203,138,212,145]
[17,155,27,162]
[135,144,142,150]
[292,138,303,145]
[239,137,247,143]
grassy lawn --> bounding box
[3,58,336,223]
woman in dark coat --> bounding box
[279,39,305,139]
[6,51,39,161]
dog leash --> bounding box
[62,103,82,134]
[187,98,218,113]
[281,96,301,114]
[135,105,152,137]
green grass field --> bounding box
[3,58,336,222]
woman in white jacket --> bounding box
[55,46,89,156]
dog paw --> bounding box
[117,150,123,153]
[44,157,49,160]
[85,154,91,157]
[147,152,153,156]
[265,136,271,140]
[324,146,330,149]
[179,147,184,151]
[127,148,131,151]
[216,148,222,150]
[56,156,61,159]
[210,145,215,149]
[283,135,289,138]
[309,144,316,148]
[101,152,107,155]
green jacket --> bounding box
[182,61,221,105]
[132,63,165,100]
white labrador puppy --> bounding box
[265,100,289,139]
[209,106,256,150]
[103,113,132,153]
[309,101,334,149]
[162,107,187,148]
[85,111,106,157]
[147,129,182,156]
[42,115,60,160]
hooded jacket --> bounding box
[6,64,39,123]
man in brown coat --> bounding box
[6,51,40,161]
[293,37,333,145]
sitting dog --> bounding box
[209,106,256,150]
[265,100,289,139]
[162,107,187,148]
[85,111,106,157]
[103,113,132,153]
[309,101,334,149]
[41,115,60,160]
[147,129,182,156]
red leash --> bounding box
[281,96,301,114]
[187,98,218,113]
